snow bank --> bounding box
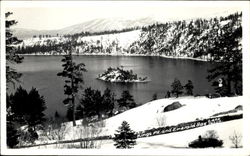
[62,96,243,141]
[27,96,243,149]
[100,119,242,149]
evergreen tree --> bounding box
[66,106,74,121]
[171,78,183,98]
[54,111,60,119]
[207,15,242,96]
[6,12,24,89]
[7,94,19,148]
[152,93,158,101]
[102,88,115,117]
[80,87,96,118]
[8,86,47,129]
[80,88,116,119]
[117,90,136,109]
[28,88,47,128]
[184,80,194,95]
[92,89,103,119]
[7,87,46,146]
[113,121,137,149]
[7,121,19,148]
[57,44,87,126]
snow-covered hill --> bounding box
[31,96,243,149]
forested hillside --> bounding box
[17,12,242,61]
[127,12,242,60]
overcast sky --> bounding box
[5,1,242,30]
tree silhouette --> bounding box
[113,121,137,149]
[117,90,136,109]
[8,86,46,129]
[57,43,87,126]
[7,122,19,148]
[171,78,183,98]
[6,12,24,89]
[184,80,194,95]
[80,87,102,119]
[207,16,242,96]
[102,88,115,117]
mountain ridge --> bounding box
[13,17,157,39]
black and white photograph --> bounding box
[1,1,250,155]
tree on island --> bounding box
[207,17,242,96]
[113,121,137,149]
[171,78,183,98]
[117,90,136,109]
[184,80,194,96]
[57,43,87,126]
[6,12,24,89]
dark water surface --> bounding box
[14,55,215,117]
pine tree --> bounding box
[28,88,47,128]
[207,14,242,96]
[93,89,103,119]
[80,87,96,118]
[184,80,194,95]
[102,88,115,117]
[6,12,24,89]
[54,111,60,119]
[117,90,136,109]
[7,95,19,148]
[152,93,158,101]
[171,78,183,98]
[7,121,19,148]
[57,44,87,126]
[8,86,46,129]
[113,121,137,149]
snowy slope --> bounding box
[62,96,243,141]
[78,30,141,50]
[101,119,242,149]
[31,96,243,149]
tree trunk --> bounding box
[227,74,232,95]
[97,112,102,120]
[72,95,76,126]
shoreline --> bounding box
[19,53,210,62]
[96,77,151,83]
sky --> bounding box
[5,1,242,30]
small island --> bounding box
[97,66,150,83]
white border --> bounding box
[1,1,250,155]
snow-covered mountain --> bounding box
[13,17,156,39]
[17,12,242,62]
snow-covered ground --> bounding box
[79,30,141,49]
[101,119,242,149]
[31,96,243,149]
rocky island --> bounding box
[97,67,149,83]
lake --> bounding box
[13,55,215,117]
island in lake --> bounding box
[97,66,149,83]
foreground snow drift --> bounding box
[57,96,243,139]
[32,96,243,149]
[98,96,243,137]
[30,119,242,149]
[101,119,242,149]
